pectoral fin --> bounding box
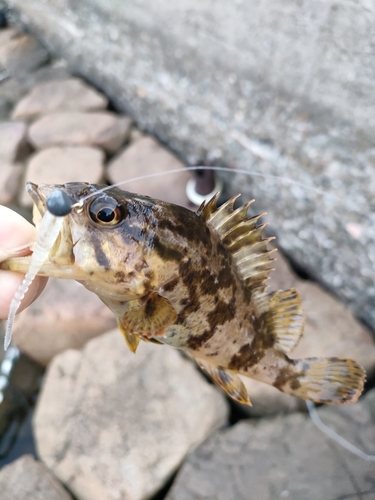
[122,293,177,339]
[197,360,251,405]
[117,319,140,353]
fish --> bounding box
[1,181,366,405]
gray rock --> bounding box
[12,77,108,120]
[0,29,49,76]
[28,111,131,153]
[34,330,229,500]
[167,390,375,500]
[108,136,191,207]
[0,454,73,500]
[20,145,104,206]
[8,0,375,332]
[12,278,117,365]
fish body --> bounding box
[2,182,365,405]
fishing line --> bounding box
[306,400,375,462]
[73,165,365,210]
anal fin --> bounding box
[197,360,251,405]
[122,293,177,339]
[253,288,305,355]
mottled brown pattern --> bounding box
[186,329,213,350]
[162,276,179,292]
[273,365,302,391]
[228,344,259,371]
[206,299,235,330]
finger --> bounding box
[0,271,48,319]
[0,206,48,319]
[0,206,36,252]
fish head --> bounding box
[26,181,159,300]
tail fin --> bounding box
[275,357,365,404]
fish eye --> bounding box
[88,196,123,226]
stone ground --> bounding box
[0,19,374,500]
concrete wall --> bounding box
[8,0,375,331]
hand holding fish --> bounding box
[0,206,47,320]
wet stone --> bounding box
[34,330,229,500]
[166,390,375,500]
[12,77,108,120]
[0,454,73,500]
[12,278,117,365]
[28,111,132,153]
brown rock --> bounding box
[12,78,108,120]
[107,136,191,206]
[0,122,28,162]
[0,454,73,500]
[0,163,24,205]
[0,32,49,76]
[240,252,375,416]
[20,146,104,207]
[28,112,132,153]
[13,278,117,365]
[34,330,228,500]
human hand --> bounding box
[0,206,47,320]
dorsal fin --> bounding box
[200,194,276,290]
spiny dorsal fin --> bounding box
[253,288,305,355]
[200,194,275,290]
[197,359,251,405]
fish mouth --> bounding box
[0,183,77,277]
[27,182,47,218]
[28,182,76,267]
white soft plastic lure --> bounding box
[4,189,73,350]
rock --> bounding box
[28,112,131,153]
[0,121,28,162]
[0,31,49,76]
[12,78,108,120]
[12,278,117,365]
[0,163,24,205]
[34,330,228,500]
[0,27,18,47]
[0,454,73,500]
[20,146,104,207]
[166,390,375,500]
[9,0,375,332]
[107,136,191,207]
